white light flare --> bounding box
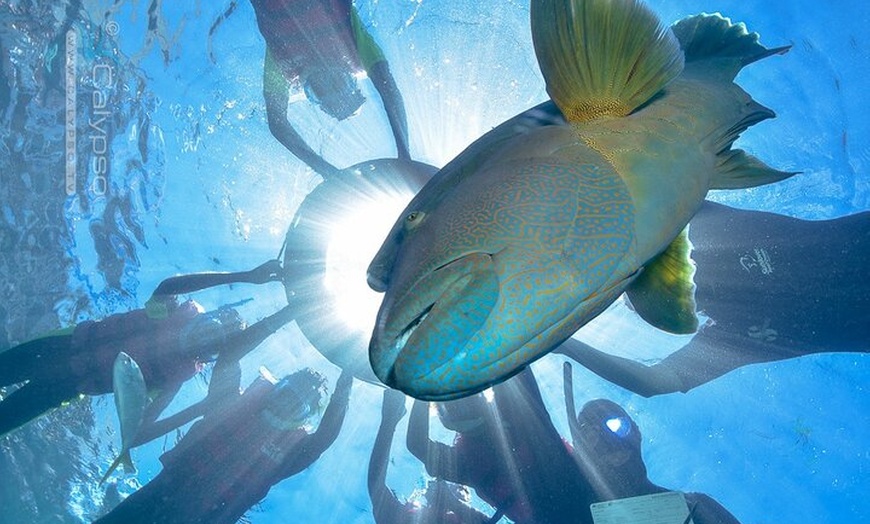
[323,190,415,334]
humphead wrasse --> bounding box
[367,0,796,400]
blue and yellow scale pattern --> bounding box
[399,157,635,394]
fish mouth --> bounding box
[369,252,499,391]
[392,303,433,360]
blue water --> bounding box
[1,0,868,522]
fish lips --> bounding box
[369,252,499,399]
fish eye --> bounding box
[404,211,425,228]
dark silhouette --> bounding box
[250,0,410,179]
[368,388,494,524]
[407,369,595,524]
[564,362,741,523]
[95,367,353,524]
[557,202,870,397]
[0,260,289,437]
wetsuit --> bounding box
[96,372,351,524]
[0,300,203,436]
[95,379,294,523]
[558,202,870,397]
[253,0,410,176]
[409,370,596,524]
[251,0,384,83]
[568,398,741,524]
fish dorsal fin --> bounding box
[531,0,684,123]
[625,227,698,334]
[671,13,790,81]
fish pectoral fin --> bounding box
[530,0,684,122]
[711,149,798,190]
[626,227,699,334]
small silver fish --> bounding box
[99,351,148,484]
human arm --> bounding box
[367,60,410,161]
[368,388,409,523]
[684,493,742,524]
[133,351,242,446]
[555,337,691,398]
[217,304,295,364]
[150,259,283,298]
[136,384,181,434]
[134,389,201,447]
[562,362,581,446]
[262,50,343,180]
[406,399,460,482]
[555,329,776,398]
[351,9,410,160]
[280,369,353,476]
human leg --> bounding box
[0,377,78,436]
[0,334,73,387]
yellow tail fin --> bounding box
[531,0,684,122]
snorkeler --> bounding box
[94,367,353,524]
[556,202,870,397]
[368,388,496,524]
[406,368,596,524]
[563,363,742,523]
[249,0,411,180]
[0,260,289,437]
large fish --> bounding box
[368,0,795,400]
[99,351,148,484]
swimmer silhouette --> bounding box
[95,368,352,524]
[557,203,870,396]
[564,362,742,523]
[406,369,595,523]
[249,0,410,179]
[368,388,494,524]
[0,261,289,437]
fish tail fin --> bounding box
[530,0,684,123]
[672,13,798,189]
[98,449,135,486]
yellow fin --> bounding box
[626,227,698,334]
[531,0,684,122]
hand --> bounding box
[381,388,407,425]
[247,259,283,284]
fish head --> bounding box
[368,158,636,400]
[112,351,145,393]
[366,169,450,293]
